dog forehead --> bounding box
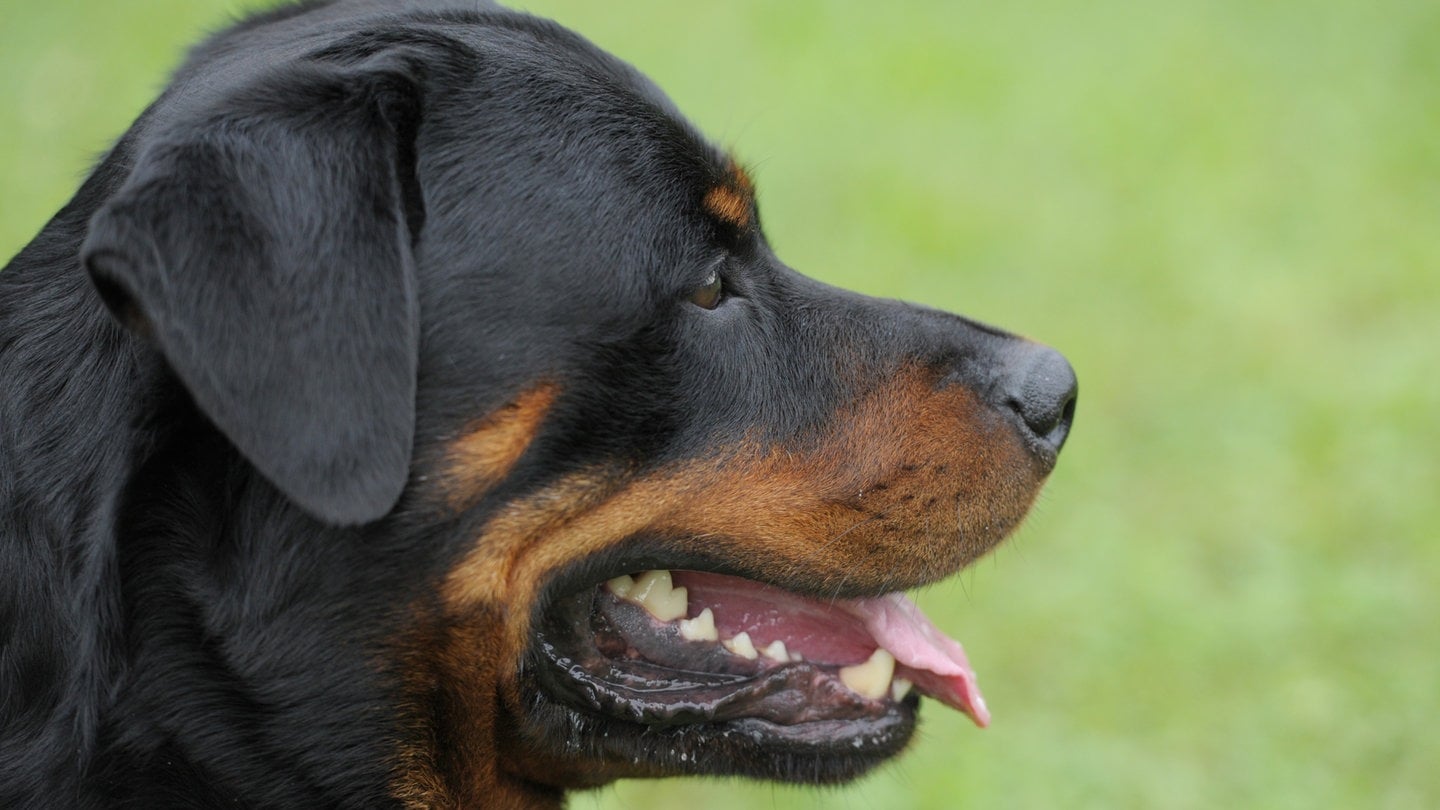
[425,22,722,198]
[409,22,739,322]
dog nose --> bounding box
[999,345,1077,454]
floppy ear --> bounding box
[82,58,424,525]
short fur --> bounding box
[0,2,1075,808]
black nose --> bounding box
[1000,345,1077,454]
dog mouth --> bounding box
[526,566,987,780]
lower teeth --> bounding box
[838,649,896,700]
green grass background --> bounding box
[3,2,1437,808]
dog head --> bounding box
[76,3,1075,806]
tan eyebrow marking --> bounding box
[702,162,755,229]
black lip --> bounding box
[517,661,918,783]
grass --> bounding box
[4,1,1438,807]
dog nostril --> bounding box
[1003,347,1078,453]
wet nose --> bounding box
[999,345,1077,454]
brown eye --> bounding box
[689,270,723,309]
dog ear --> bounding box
[82,57,425,526]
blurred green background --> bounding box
[3,1,1437,808]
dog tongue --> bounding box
[671,571,990,728]
[843,593,991,728]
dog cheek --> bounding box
[438,382,560,512]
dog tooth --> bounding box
[628,570,688,622]
[628,569,670,601]
[606,574,636,598]
[891,677,914,702]
[678,608,718,642]
[723,631,758,660]
[839,649,895,701]
[761,639,789,663]
[656,586,688,622]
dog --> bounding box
[0,1,1077,807]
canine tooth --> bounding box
[606,574,636,598]
[839,649,895,701]
[628,570,688,622]
[891,677,914,702]
[762,639,789,662]
[723,631,758,660]
[678,608,718,642]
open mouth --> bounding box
[527,566,988,779]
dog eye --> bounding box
[689,270,724,309]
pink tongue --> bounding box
[670,572,990,728]
[843,593,990,728]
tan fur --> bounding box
[702,162,756,228]
[443,384,559,511]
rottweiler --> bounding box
[0,1,1077,807]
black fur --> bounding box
[1,2,1075,807]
